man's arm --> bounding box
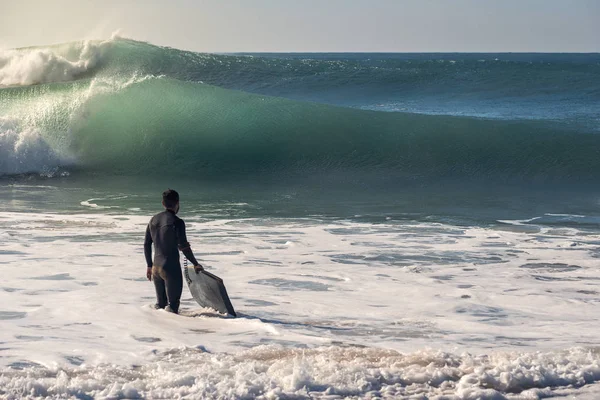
[177,219,202,270]
[144,224,153,280]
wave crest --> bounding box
[0,39,112,87]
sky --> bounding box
[1,0,598,52]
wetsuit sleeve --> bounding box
[144,223,153,268]
[177,219,199,267]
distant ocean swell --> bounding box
[1,38,599,181]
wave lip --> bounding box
[0,39,112,87]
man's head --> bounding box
[162,189,180,213]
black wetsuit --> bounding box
[144,210,198,313]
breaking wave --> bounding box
[1,38,599,182]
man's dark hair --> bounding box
[162,189,180,209]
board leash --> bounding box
[183,257,192,284]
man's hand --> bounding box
[146,267,153,281]
[194,264,204,274]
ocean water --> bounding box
[0,37,599,399]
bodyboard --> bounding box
[184,266,236,317]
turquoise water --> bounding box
[1,38,600,221]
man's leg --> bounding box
[164,268,183,314]
[152,266,168,309]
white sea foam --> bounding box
[80,198,120,209]
[0,346,598,399]
[0,40,111,87]
[0,210,599,398]
[0,118,73,175]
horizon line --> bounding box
[6,37,599,54]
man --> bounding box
[144,189,203,314]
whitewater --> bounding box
[1,37,600,399]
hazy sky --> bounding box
[1,0,598,52]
